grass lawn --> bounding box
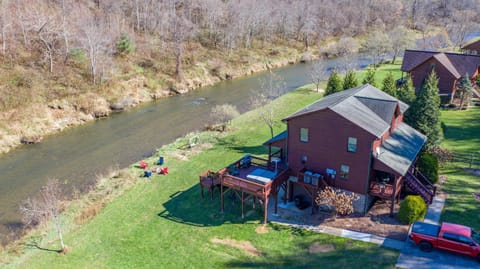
[355,61,403,85]
[1,78,400,268]
[439,107,480,230]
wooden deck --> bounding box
[368,181,395,199]
[217,155,290,223]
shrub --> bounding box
[398,195,427,224]
[417,152,439,183]
[116,33,136,55]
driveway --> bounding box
[396,239,480,269]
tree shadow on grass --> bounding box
[216,137,268,156]
[158,184,265,226]
[23,236,62,253]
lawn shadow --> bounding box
[216,137,268,156]
[23,236,62,253]
[158,184,265,226]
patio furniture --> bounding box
[139,160,148,169]
[228,164,240,176]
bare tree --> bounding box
[0,0,11,55]
[309,61,328,92]
[389,25,415,64]
[251,72,287,138]
[363,31,392,69]
[210,104,240,132]
[37,19,61,73]
[446,9,476,50]
[77,13,111,84]
[20,179,66,252]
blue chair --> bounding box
[157,156,164,165]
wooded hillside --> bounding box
[0,0,478,153]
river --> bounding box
[0,54,372,244]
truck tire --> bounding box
[419,241,433,252]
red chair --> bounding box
[160,167,169,175]
[139,160,148,169]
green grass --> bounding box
[355,61,403,86]
[1,83,399,268]
[439,107,480,230]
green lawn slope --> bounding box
[2,69,401,268]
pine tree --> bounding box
[397,75,416,105]
[343,70,359,90]
[362,69,377,87]
[381,71,397,97]
[325,70,343,96]
[457,73,473,109]
[398,75,417,126]
[410,70,441,150]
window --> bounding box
[300,128,309,142]
[347,137,357,152]
[443,233,458,242]
[340,165,350,179]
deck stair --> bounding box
[404,168,436,204]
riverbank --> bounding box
[0,83,401,268]
[0,43,311,155]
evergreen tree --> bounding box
[397,75,416,105]
[457,73,473,109]
[325,70,343,96]
[381,71,397,97]
[410,70,441,150]
[398,76,417,126]
[343,70,359,90]
[362,68,377,87]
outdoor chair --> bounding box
[228,164,240,176]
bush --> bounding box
[398,195,427,224]
[116,33,136,55]
[417,152,439,183]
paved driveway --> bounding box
[396,239,480,269]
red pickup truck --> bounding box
[409,221,480,262]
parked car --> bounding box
[409,221,480,262]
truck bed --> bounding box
[411,221,440,237]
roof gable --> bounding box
[432,53,461,78]
[402,49,480,78]
[284,84,405,138]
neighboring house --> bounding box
[401,49,480,103]
[265,84,433,216]
[462,38,480,55]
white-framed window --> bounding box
[340,164,350,179]
[347,137,357,152]
[300,128,309,142]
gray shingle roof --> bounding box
[402,49,480,78]
[283,84,407,138]
[375,122,426,176]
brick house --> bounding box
[265,84,433,216]
[215,85,435,222]
[401,49,480,103]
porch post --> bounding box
[268,145,272,164]
[241,190,245,219]
[390,175,398,217]
[221,182,224,213]
[274,193,278,214]
[263,195,269,224]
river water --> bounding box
[0,54,371,244]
